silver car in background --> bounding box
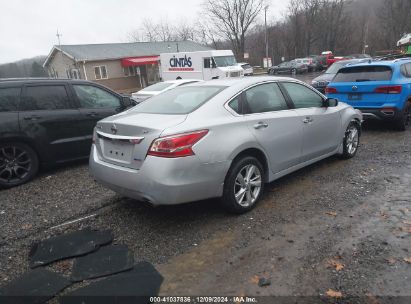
[131,79,202,103]
[90,77,362,213]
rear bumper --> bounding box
[357,108,401,121]
[89,145,230,205]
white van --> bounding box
[160,50,244,81]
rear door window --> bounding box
[73,85,121,108]
[282,82,323,108]
[0,87,20,112]
[20,85,72,111]
[333,66,393,82]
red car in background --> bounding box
[321,51,347,67]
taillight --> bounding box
[147,130,208,158]
[92,128,97,144]
[374,85,402,94]
[325,87,337,94]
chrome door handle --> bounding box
[23,115,41,121]
[254,122,268,129]
[86,112,98,117]
[302,117,313,123]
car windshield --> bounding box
[139,82,174,92]
[131,86,226,114]
[325,62,347,74]
[213,56,237,67]
[333,66,393,82]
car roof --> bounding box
[188,76,300,88]
[163,79,203,85]
[341,58,411,68]
[0,77,92,86]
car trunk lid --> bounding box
[94,112,187,170]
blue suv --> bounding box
[325,59,411,130]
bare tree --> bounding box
[378,0,411,49]
[203,0,264,58]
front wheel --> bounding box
[221,156,264,214]
[0,143,39,188]
[341,122,360,159]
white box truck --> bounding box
[159,50,244,81]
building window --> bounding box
[123,66,135,77]
[72,69,80,79]
[94,65,108,80]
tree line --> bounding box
[0,56,48,78]
[129,0,411,66]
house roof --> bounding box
[44,41,213,67]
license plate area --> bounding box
[102,140,133,163]
[348,93,362,100]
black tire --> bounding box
[0,142,39,188]
[393,102,410,131]
[341,121,360,159]
[221,156,265,214]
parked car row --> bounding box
[1,57,409,214]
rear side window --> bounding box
[228,95,241,114]
[282,82,323,108]
[244,83,288,114]
[21,85,72,111]
[0,87,20,112]
[133,86,225,114]
[333,66,393,82]
[401,63,411,78]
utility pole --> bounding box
[362,21,369,55]
[56,29,62,46]
[264,5,269,68]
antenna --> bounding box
[56,29,62,46]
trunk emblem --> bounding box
[111,124,117,134]
[352,86,358,91]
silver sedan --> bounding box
[89,77,362,213]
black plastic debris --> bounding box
[0,268,71,304]
[70,244,134,282]
[60,261,164,304]
[258,277,271,287]
[29,228,113,268]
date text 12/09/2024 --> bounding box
[150,296,258,303]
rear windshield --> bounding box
[333,66,393,82]
[132,86,226,114]
[140,82,173,92]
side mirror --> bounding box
[122,96,137,108]
[323,98,338,107]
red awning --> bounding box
[121,56,160,67]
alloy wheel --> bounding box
[346,126,359,155]
[234,164,262,207]
[0,145,32,184]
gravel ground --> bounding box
[1,73,410,302]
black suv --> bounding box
[0,78,135,188]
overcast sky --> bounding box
[0,0,290,64]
